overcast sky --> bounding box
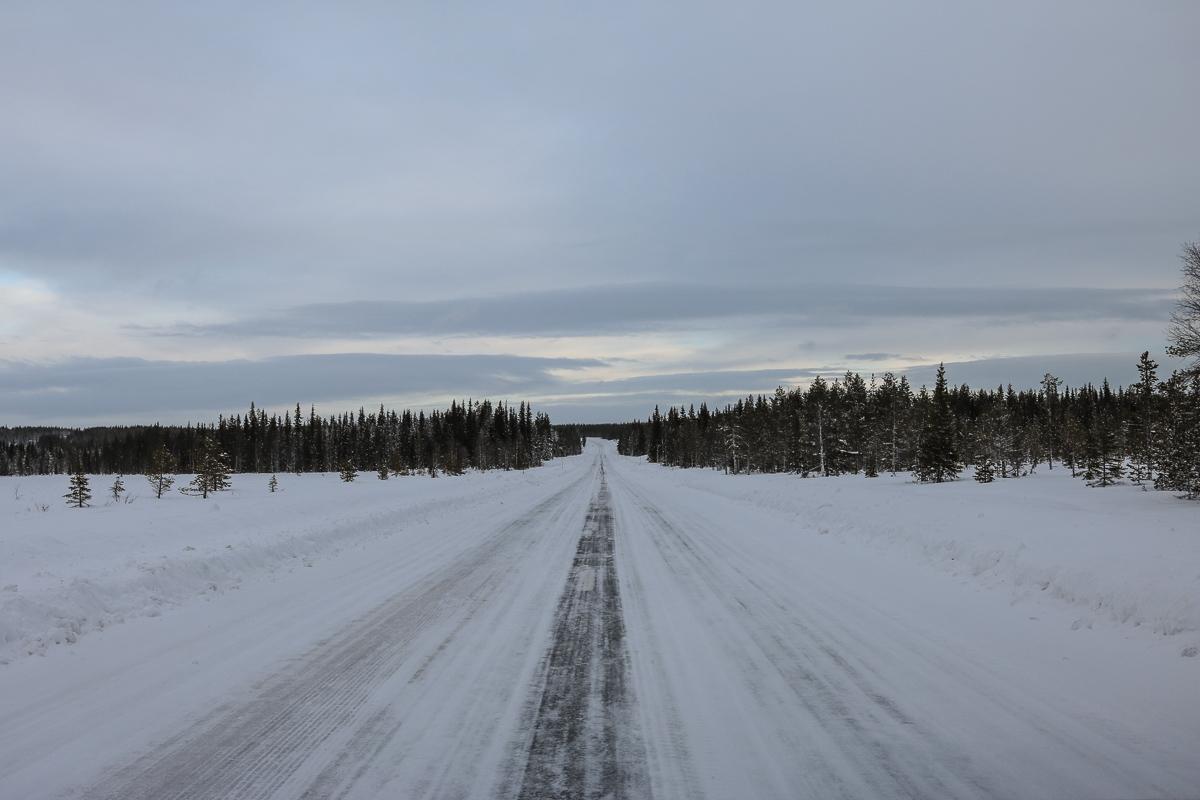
[2,1,1198,425]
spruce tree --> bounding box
[973,406,1001,483]
[916,364,960,482]
[1156,372,1200,498]
[181,435,232,499]
[1021,421,1043,475]
[1086,382,1123,487]
[1128,352,1158,486]
[1184,375,1200,499]
[110,475,125,503]
[268,474,279,493]
[146,444,176,499]
[339,461,357,482]
[1040,373,1060,469]
[1062,408,1086,478]
[974,452,996,483]
[64,469,91,508]
[1003,386,1025,477]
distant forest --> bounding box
[582,353,1199,498]
[1,401,585,477]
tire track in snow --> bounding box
[85,476,590,800]
[607,465,1001,799]
[514,460,650,800]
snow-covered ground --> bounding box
[649,461,1200,640]
[1,441,1197,798]
[1,465,580,664]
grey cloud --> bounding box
[546,353,1193,423]
[0,353,603,423]
[899,352,1188,392]
[2,351,1189,426]
[145,284,1177,339]
[2,2,1198,306]
[0,357,820,425]
[2,3,1197,424]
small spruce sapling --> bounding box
[181,435,232,499]
[146,444,176,499]
[339,461,357,482]
[64,470,91,508]
[110,475,126,503]
[268,474,279,493]
[974,453,996,483]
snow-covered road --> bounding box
[1,440,1197,799]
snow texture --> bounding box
[0,441,1197,799]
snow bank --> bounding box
[620,460,1200,638]
[0,468,558,663]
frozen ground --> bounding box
[1,440,1197,799]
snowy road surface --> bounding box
[1,441,1197,798]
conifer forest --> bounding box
[602,353,1199,497]
[1,401,584,478]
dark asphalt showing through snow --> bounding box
[515,461,648,800]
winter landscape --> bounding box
[3,3,1200,799]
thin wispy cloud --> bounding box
[844,353,913,362]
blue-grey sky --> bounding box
[2,1,1197,424]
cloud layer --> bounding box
[2,351,1185,426]
[146,284,1177,340]
[0,354,601,421]
[2,2,1197,423]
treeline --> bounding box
[2,400,585,477]
[613,354,1199,498]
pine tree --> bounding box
[916,364,960,483]
[146,444,176,499]
[110,475,125,503]
[339,461,357,482]
[181,435,232,499]
[64,469,91,508]
[268,474,279,493]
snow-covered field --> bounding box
[2,466,575,664]
[1,440,1197,798]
